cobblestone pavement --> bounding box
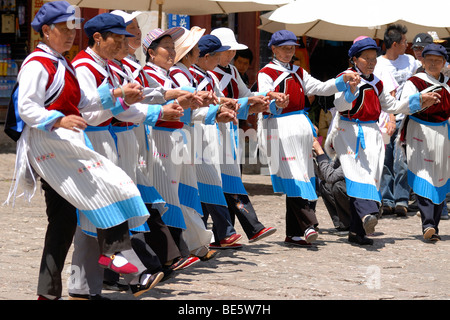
[0,152,449,301]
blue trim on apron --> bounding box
[264,109,317,137]
[409,116,450,140]
[340,116,377,159]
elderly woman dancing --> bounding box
[257,30,360,247]
[5,2,152,300]
[326,37,441,245]
[399,43,449,242]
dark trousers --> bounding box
[417,195,444,234]
[130,232,162,272]
[349,197,379,236]
[224,193,265,239]
[143,206,181,265]
[285,197,318,237]
[104,230,163,286]
[201,202,237,243]
[37,179,77,298]
[96,221,132,256]
[319,180,351,230]
[168,226,190,258]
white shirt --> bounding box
[374,54,419,99]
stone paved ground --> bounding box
[0,152,449,302]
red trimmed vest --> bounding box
[407,72,450,123]
[338,68,384,122]
[72,50,115,126]
[26,48,81,117]
[258,62,305,116]
[210,65,239,99]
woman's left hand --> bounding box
[53,115,87,132]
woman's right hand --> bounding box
[421,91,441,108]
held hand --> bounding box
[216,108,237,124]
[267,92,289,108]
[53,115,87,132]
[161,103,184,121]
[421,92,441,109]
[220,98,239,112]
[248,95,269,114]
[176,92,203,110]
[121,83,144,105]
[197,90,219,106]
[343,72,361,86]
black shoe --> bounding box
[69,293,110,300]
[348,233,373,245]
[407,201,419,212]
[103,280,129,292]
[381,205,394,216]
[430,234,442,242]
[129,271,164,298]
[160,266,175,282]
[395,205,408,217]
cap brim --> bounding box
[227,43,248,50]
[423,50,448,58]
[47,13,85,27]
[269,40,299,48]
[108,27,135,37]
[214,45,231,53]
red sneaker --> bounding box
[219,233,242,247]
[98,254,138,275]
[284,236,311,246]
[209,243,243,250]
[249,227,277,243]
[170,256,200,271]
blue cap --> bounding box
[198,35,231,57]
[31,1,84,32]
[422,43,448,60]
[268,30,298,48]
[84,13,134,38]
[348,37,380,57]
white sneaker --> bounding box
[362,214,378,234]
[304,227,318,243]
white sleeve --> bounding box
[257,72,276,92]
[17,61,64,130]
[381,82,419,115]
[333,90,354,112]
[303,69,340,96]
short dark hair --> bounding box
[88,31,113,47]
[235,48,253,64]
[384,24,408,49]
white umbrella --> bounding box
[66,0,289,14]
[63,0,290,27]
[259,0,450,41]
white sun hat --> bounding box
[174,26,206,63]
[110,10,142,23]
[210,27,248,50]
